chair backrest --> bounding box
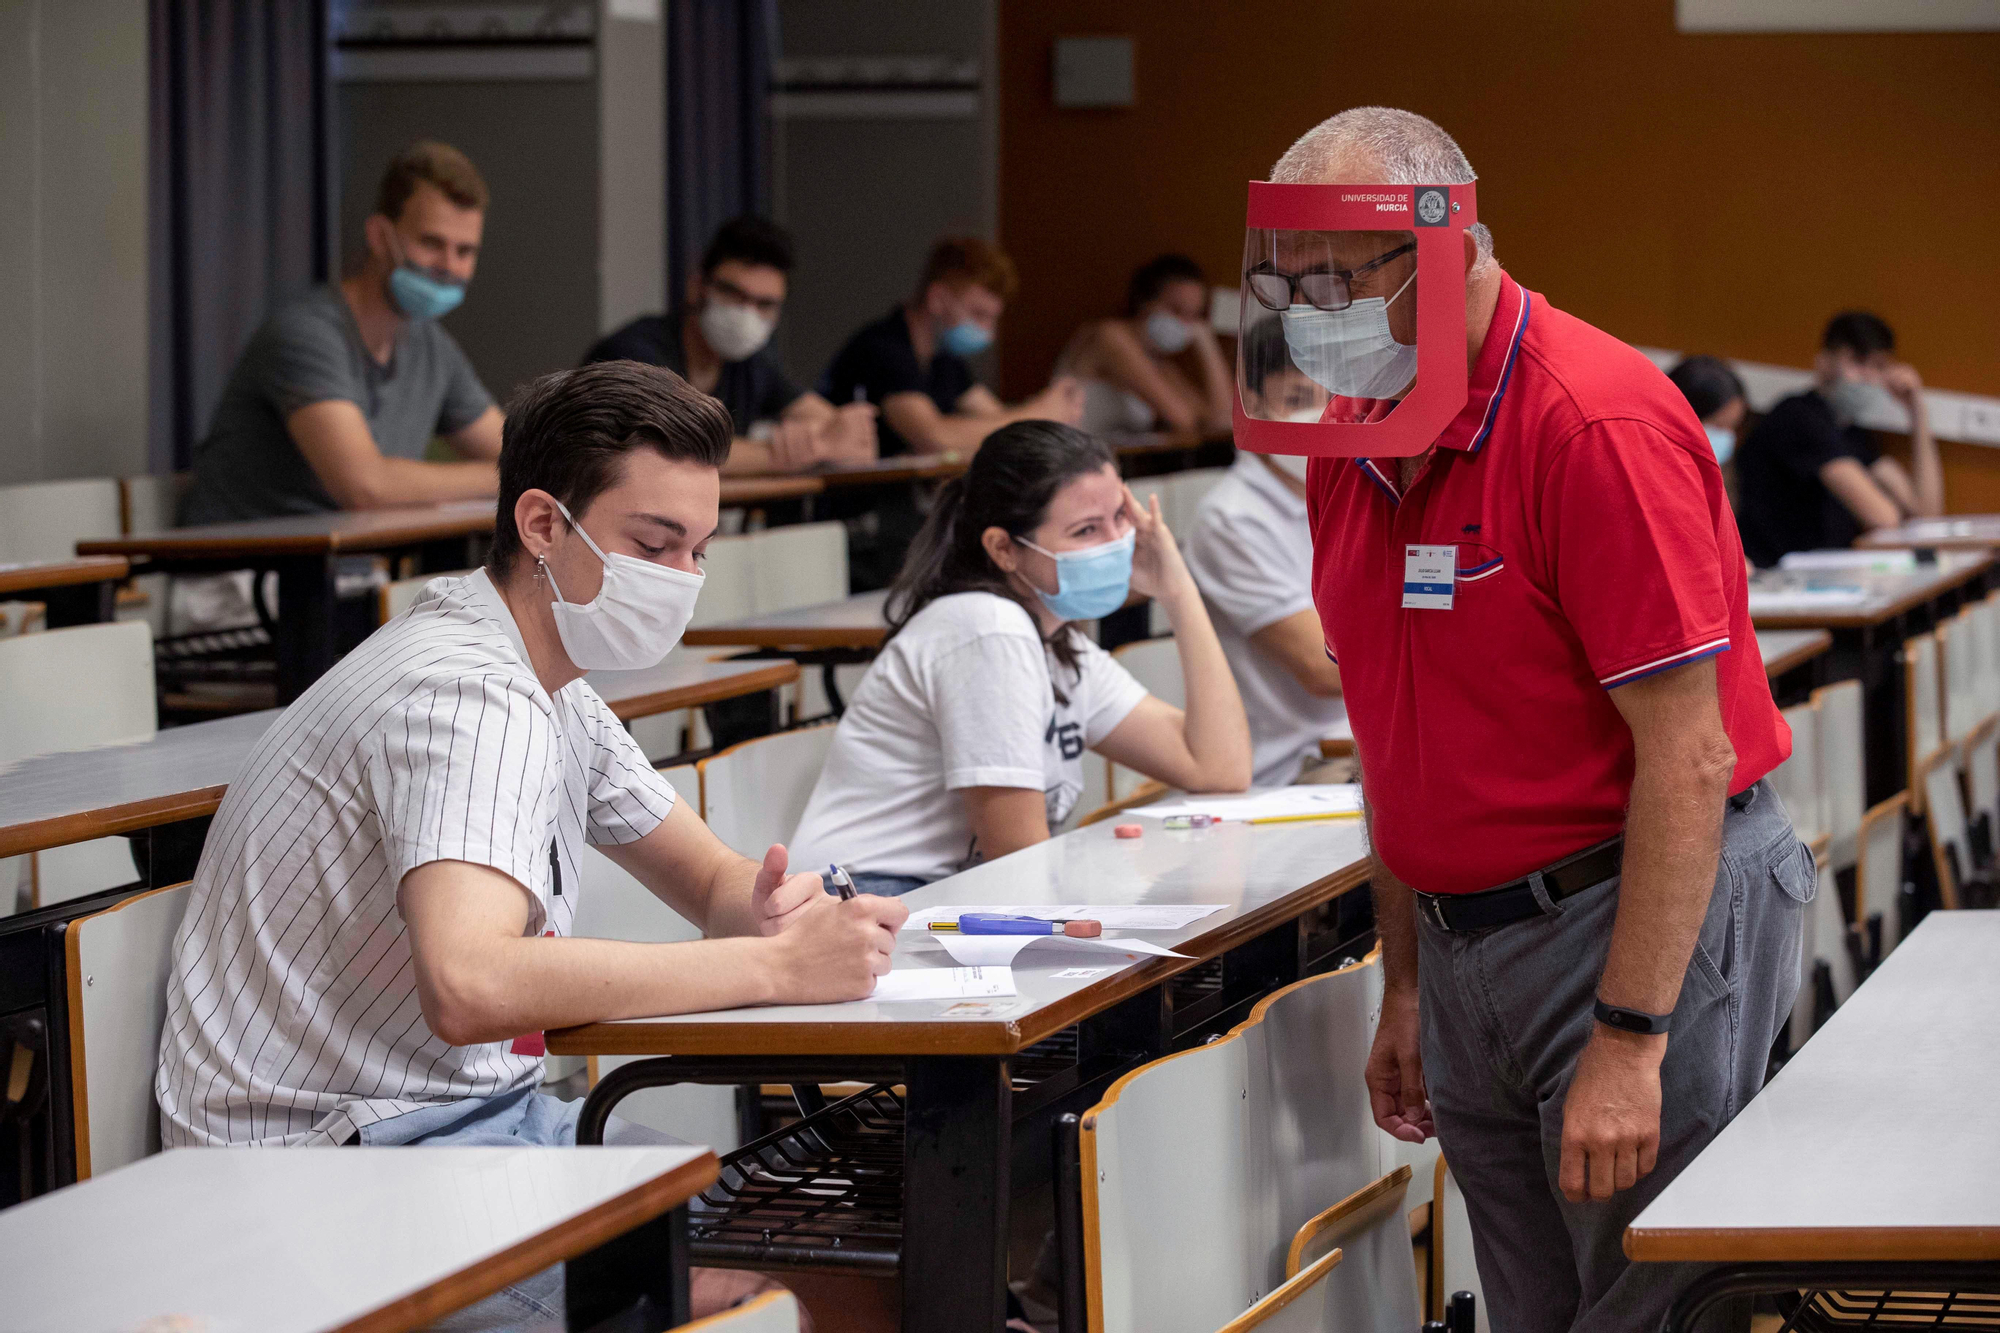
[1431,1158,1490,1332]
[1920,752,1970,910]
[63,882,193,1178]
[678,1289,799,1331]
[1107,638,1183,801]
[1240,952,1384,1294]
[1976,596,2000,723]
[688,533,757,628]
[697,724,837,858]
[1939,614,1984,745]
[1904,632,1943,791]
[376,570,475,624]
[0,478,123,563]
[1811,680,1866,870]
[1808,837,1855,1008]
[1214,1250,1343,1333]
[1854,792,1910,957]
[1769,700,1824,841]
[1283,1169,1422,1331]
[752,521,848,614]
[1965,721,2000,854]
[0,619,157,763]
[120,473,191,535]
[1083,1031,1262,1333]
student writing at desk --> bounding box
[583,216,877,474]
[789,422,1251,895]
[156,363,899,1330]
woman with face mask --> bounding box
[1665,355,1749,468]
[788,422,1252,895]
[1056,254,1236,436]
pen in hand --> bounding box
[827,864,856,902]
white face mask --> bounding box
[698,299,775,362]
[1268,452,1312,482]
[1143,310,1194,356]
[542,499,704,671]
[1279,268,1417,400]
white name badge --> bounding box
[1402,544,1456,610]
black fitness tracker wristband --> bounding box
[1594,998,1670,1036]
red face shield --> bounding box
[1234,181,1479,459]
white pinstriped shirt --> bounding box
[156,570,677,1147]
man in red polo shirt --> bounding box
[1269,108,1808,1332]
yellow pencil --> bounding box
[1245,811,1363,825]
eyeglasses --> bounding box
[1245,242,1417,312]
[708,276,784,318]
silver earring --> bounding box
[534,554,547,586]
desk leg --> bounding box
[902,1056,1011,1333]
[274,555,338,704]
[41,581,115,627]
[1844,623,1906,808]
[565,1203,689,1332]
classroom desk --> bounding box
[1856,514,2000,551]
[551,814,1375,1333]
[682,589,890,652]
[1756,628,1833,705]
[812,454,967,487]
[1749,552,1995,802]
[0,556,131,626]
[0,1144,719,1332]
[589,654,800,724]
[1625,911,2000,1331]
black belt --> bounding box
[1415,836,1624,933]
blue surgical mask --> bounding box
[941,320,992,357]
[1704,424,1736,465]
[1017,530,1135,622]
[384,231,467,321]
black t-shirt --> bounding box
[821,307,978,457]
[1735,390,1881,567]
[581,310,802,436]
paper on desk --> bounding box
[933,933,1189,967]
[1133,784,1363,822]
[857,965,1016,1003]
[1746,588,1869,611]
[901,904,1226,932]
[1778,549,1915,574]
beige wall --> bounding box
[0,0,149,487]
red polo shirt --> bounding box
[1307,274,1789,895]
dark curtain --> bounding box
[150,0,331,474]
[666,0,777,303]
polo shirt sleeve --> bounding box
[572,686,680,846]
[1542,421,1732,689]
[365,674,563,893]
[929,632,1052,791]
[1184,505,1313,638]
[433,328,495,436]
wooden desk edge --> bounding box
[549,858,1375,1058]
[605,660,800,722]
[1763,631,1834,678]
[1623,1224,2000,1264]
[80,515,494,559]
[0,787,229,859]
[0,557,130,593]
[1751,554,1995,629]
[681,627,888,651]
[333,1151,720,1333]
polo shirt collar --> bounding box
[1351,272,1532,501]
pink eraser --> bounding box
[1114,824,1143,839]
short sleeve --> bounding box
[1072,643,1149,747]
[1765,399,1858,480]
[858,331,927,401]
[365,674,562,892]
[1184,505,1314,638]
[433,329,494,436]
[929,633,1052,791]
[262,308,366,418]
[1543,421,1732,688]
[581,317,675,369]
[570,686,679,846]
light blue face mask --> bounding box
[1704,424,1736,465]
[388,264,466,321]
[941,320,992,357]
[1017,530,1135,622]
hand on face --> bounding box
[1123,485,1189,602]
[1882,361,1925,407]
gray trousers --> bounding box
[1417,779,1812,1333]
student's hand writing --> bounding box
[830,402,880,463]
[750,844,825,936]
[1123,486,1193,603]
[768,894,908,1004]
[769,417,834,472]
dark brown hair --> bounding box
[488,361,732,576]
[376,140,489,220]
[918,236,1019,303]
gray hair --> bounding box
[1271,106,1495,274]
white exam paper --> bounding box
[1134,784,1363,822]
[901,904,1226,932]
[933,933,1189,967]
[858,966,1015,1003]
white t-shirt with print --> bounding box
[789,592,1148,882]
[1182,454,1347,787]
[155,570,679,1148]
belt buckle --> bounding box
[1423,893,1451,932]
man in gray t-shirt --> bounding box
[184,141,505,524]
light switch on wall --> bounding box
[1053,36,1134,108]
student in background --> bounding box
[1736,311,1942,566]
[789,422,1250,895]
[584,216,876,474]
[184,141,503,524]
[1666,355,1749,468]
[1055,254,1234,435]
[1183,331,1346,786]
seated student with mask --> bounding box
[788,422,1251,896]
[156,362,901,1330]
[1736,310,1943,566]
[1055,253,1233,435]
[1666,354,1749,469]
[184,141,503,524]
[1182,320,1346,788]
[584,215,876,474]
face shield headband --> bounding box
[1234,181,1477,459]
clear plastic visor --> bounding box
[1238,227,1418,424]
